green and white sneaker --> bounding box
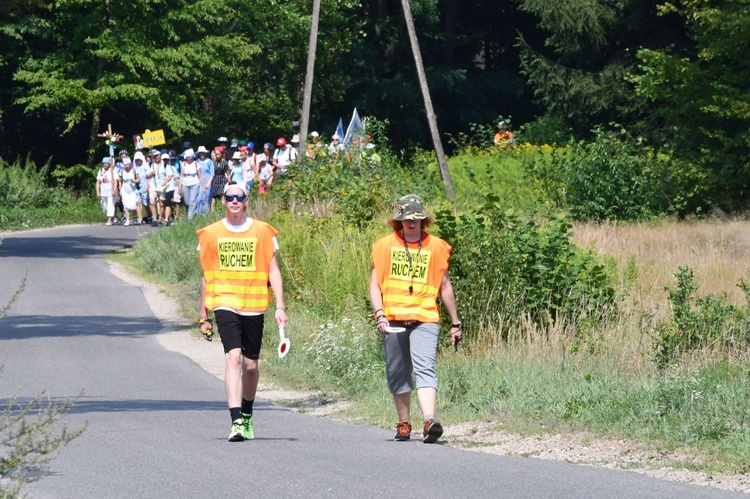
[242,413,254,440]
[228,419,245,442]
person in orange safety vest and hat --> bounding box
[369,194,462,444]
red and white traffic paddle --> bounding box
[277,325,291,358]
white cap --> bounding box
[311,131,319,138]
[196,145,209,154]
[223,182,248,195]
[183,148,195,158]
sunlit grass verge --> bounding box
[0,196,102,232]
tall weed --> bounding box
[0,155,56,208]
[653,267,750,368]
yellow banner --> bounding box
[142,129,166,147]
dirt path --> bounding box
[110,262,750,495]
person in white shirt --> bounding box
[118,157,140,225]
[96,156,116,226]
[272,137,298,175]
[180,148,205,220]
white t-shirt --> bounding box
[273,145,298,168]
[259,163,274,182]
[120,168,138,194]
[97,167,115,197]
[181,160,200,187]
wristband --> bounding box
[451,323,462,329]
[198,318,212,325]
[373,309,384,320]
[276,307,286,311]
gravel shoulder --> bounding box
[110,261,750,495]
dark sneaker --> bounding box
[151,220,159,227]
[228,419,244,442]
[242,413,254,440]
[394,421,412,441]
[422,419,443,443]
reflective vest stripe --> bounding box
[205,283,270,295]
[205,295,270,310]
[203,270,269,281]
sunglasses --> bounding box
[224,194,247,202]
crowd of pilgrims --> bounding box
[94,132,338,227]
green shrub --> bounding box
[653,267,750,368]
[435,197,615,338]
[524,125,708,221]
[517,113,573,146]
[281,139,444,226]
[0,155,56,208]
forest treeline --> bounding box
[0,0,747,213]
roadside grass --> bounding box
[119,201,750,475]
[0,154,103,232]
[0,196,101,231]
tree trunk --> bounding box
[300,0,322,157]
[86,0,110,167]
[400,0,455,200]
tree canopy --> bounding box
[0,0,748,211]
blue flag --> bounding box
[344,108,364,147]
[335,118,345,142]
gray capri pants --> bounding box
[383,322,439,395]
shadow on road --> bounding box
[0,235,138,260]
[0,397,293,415]
[0,315,172,339]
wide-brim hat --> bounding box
[196,145,209,154]
[392,194,428,221]
[231,151,242,160]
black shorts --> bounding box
[162,190,174,207]
[214,310,264,358]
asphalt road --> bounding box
[0,224,744,498]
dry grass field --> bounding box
[573,219,750,307]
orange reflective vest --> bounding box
[197,219,277,313]
[372,231,451,323]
